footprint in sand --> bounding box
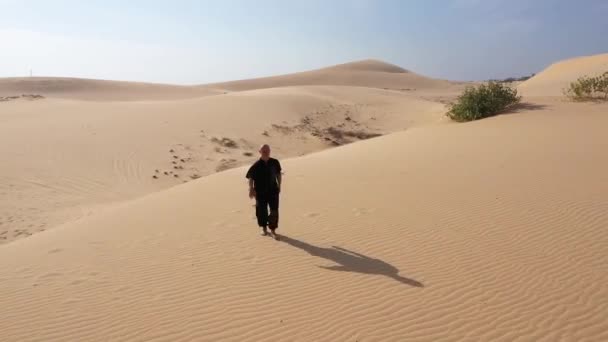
[238,254,258,263]
[38,272,63,280]
[352,207,374,216]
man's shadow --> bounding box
[280,236,423,287]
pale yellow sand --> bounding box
[1,56,608,341]
[0,60,466,101]
[0,77,224,101]
[0,84,446,244]
[1,97,607,341]
[209,60,466,95]
[518,53,608,96]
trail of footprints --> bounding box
[151,108,379,184]
[152,131,257,182]
[152,147,198,182]
[0,224,46,243]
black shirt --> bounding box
[246,158,282,194]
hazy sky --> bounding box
[1,0,606,84]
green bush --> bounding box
[564,72,608,101]
[447,82,521,122]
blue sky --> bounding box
[1,0,606,84]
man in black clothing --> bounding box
[246,144,282,239]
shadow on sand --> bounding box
[280,235,424,288]
[502,102,549,114]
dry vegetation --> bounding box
[564,72,608,101]
[0,94,44,102]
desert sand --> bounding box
[518,53,608,96]
[0,77,223,101]
[1,56,607,341]
[0,61,453,244]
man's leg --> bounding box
[268,192,280,237]
[255,194,270,235]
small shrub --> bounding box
[447,82,521,122]
[564,72,608,101]
[595,72,608,99]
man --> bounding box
[246,144,282,239]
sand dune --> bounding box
[1,99,607,341]
[0,77,223,101]
[518,53,608,96]
[2,54,608,341]
[0,60,466,101]
[0,85,445,244]
[208,59,465,93]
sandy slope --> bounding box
[0,86,445,244]
[2,54,608,341]
[518,53,608,96]
[0,60,466,101]
[1,99,607,341]
[208,59,466,94]
[0,77,223,101]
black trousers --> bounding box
[255,192,279,229]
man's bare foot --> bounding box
[261,227,268,236]
[270,229,280,240]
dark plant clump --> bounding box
[325,127,381,140]
[490,74,535,83]
[447,82,521,122]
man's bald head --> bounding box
[259,144,271,160]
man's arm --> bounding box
[276,160,282,191]
[246,164,256,199]
[248,178,255,198]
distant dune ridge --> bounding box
[0,59,464,101]
[208,59,462,93]
[0,77,222,101]
[1,53,608,341]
